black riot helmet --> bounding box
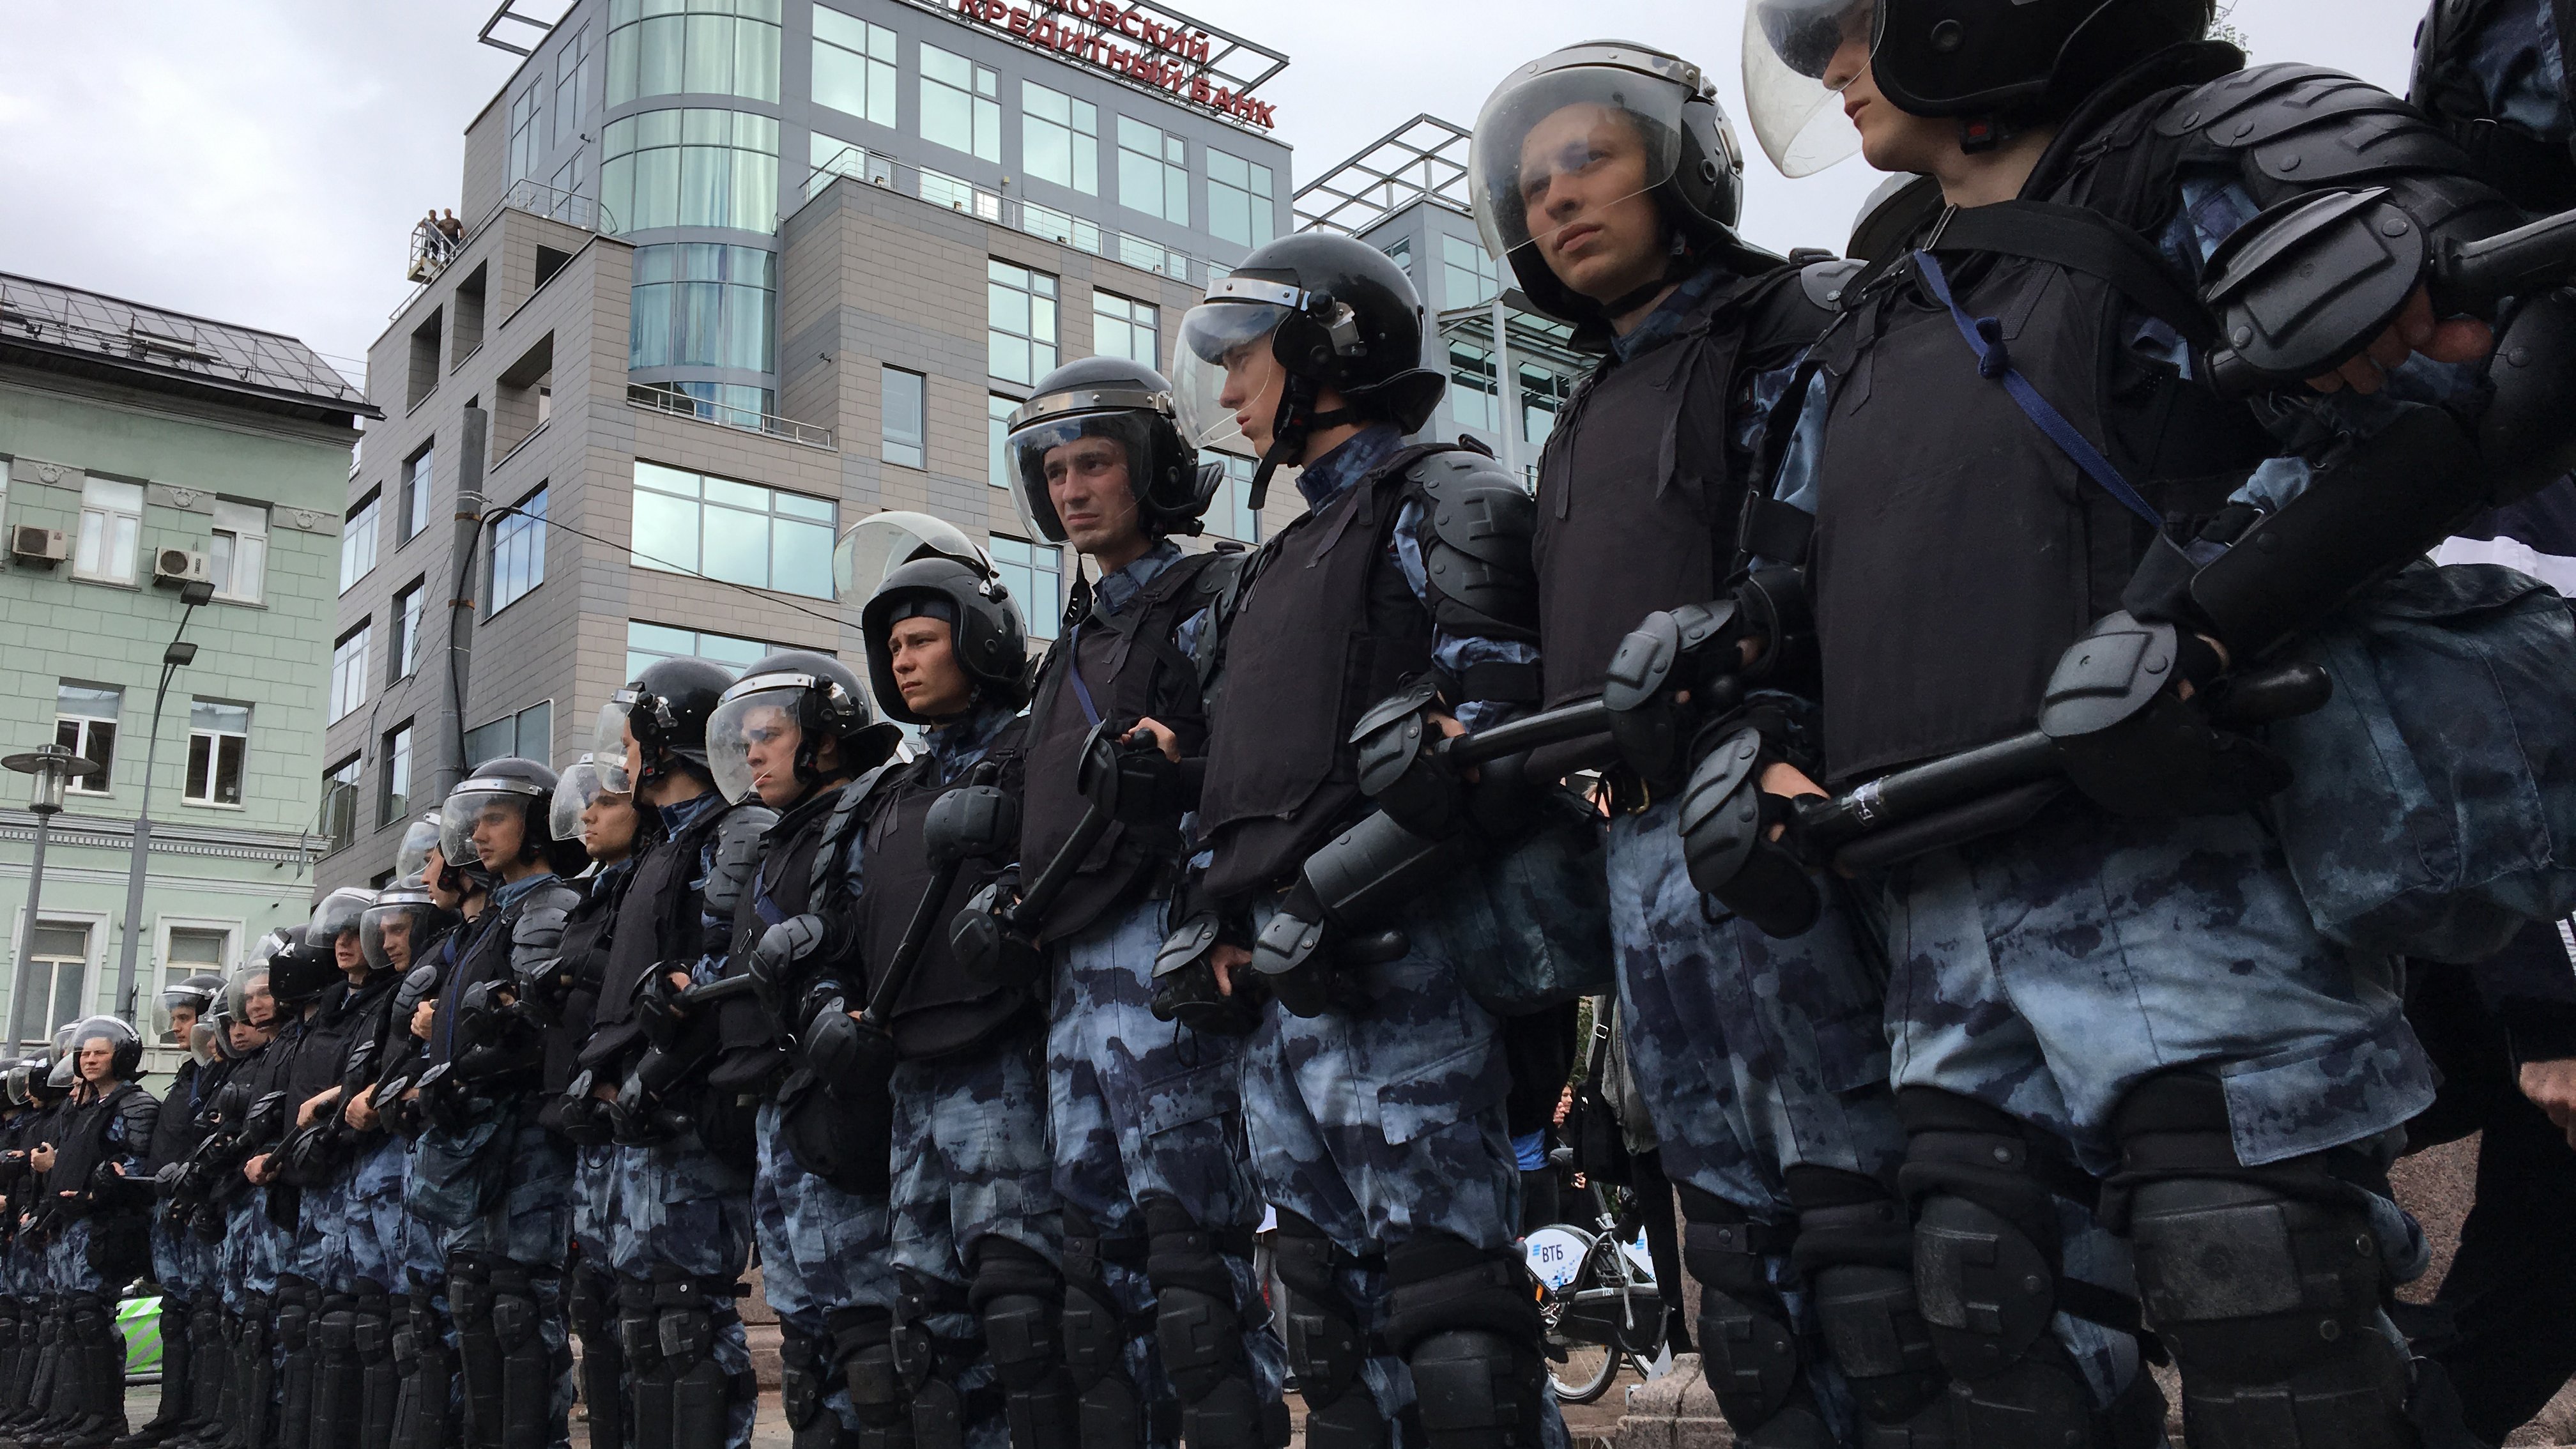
[361,885,456,976]
[1471,42,1772,325]
[590,657,733,798]
[67,1015,144,1084]
[705,650,903,804]
[261,920,339,1009]
[1005,356,1216,544]
[440,757,592,879]
[1746,0,2213,165]
[860,558,1033,726]
[155,972,226,1043]
[1172,233,1444,509]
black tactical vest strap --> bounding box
[1925,201,2218,348]
[594,802,737,1032]
[856,735,1036,1061]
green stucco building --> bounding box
[0,273,376,1068]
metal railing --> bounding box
[804,145,1227,289]
[398,180,619,307]
[627,383,835,449]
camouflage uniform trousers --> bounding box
[888,1025,1062,1449]
[1048,901,1286,1446]
[569,1141,624,1432]
[150,1213,206,1299]
[437,1114,578,1449]
[1607,801,1908,1442]
[613,1131,756,1448]
[1862,799,2440,1411]
[753,1099,896,1436]
[1239,891,1571,1448]
[222,1188,289,1302]
[338,1133,411,1294]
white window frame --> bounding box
[990,534,1064,642]
[401,442,435,542]
[882,367,928,470]
[181,699,250,809]
[330,624,371,723]
[320,755,363,855]
[210,498,268,604]
[8,910,108,1045]
[341,490,381,594]
[73,477,144,585]
[986,260,1059,387]
[54,684,121,796]
[1207,148,1275,248]
[988,394,1018,489]
[490,485,548,615]
[391,578,426,682]
[381,721,414,827]
[629,464,837,598]
[153,917,241,1048]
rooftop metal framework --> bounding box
[0,273,373,417]
[1294,114,1474,235]
[476,0,566,56]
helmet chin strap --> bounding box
[1248,373,1362,510]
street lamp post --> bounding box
[4,742,103,1052]
[114,578,215,1025]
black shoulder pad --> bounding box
[811,762,898,905]
[1798,257,1867,311]
[705,804,776,923]
[1409,448,1540,646]
[2154,64,2377,141]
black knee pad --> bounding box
[969,1239,1075,1449]
[1787,1165,1950,1443]
[1406,1330,1549,1449]
[492,1261,560,1449]
[1269,1210,1372,1413]
[1303,1390,1393,1449]
[1383,1232,1549,1449]
[1057,1208,1128,1397]
[829,1304,911,1443]
[1143,1198,1255,1405]
[1676,1184,1827,1445]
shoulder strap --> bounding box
[1926,199,2219,348]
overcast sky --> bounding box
[0,0,2437,387]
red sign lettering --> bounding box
[950,0,1270,126]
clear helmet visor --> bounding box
[187,1022,218,1068]
[307,887,374,953]
[47,1056,73,1090]
[360,899,434,976]
[1469,63,1689,264]
[71,1014,137,1058]
[392,815,441,889]
[225,965,275,1031]
[706,685,809,805]
[590,702,640,790]
[153,983,215,1041]
[1171,300,1293,457]
[1004,411,1155,546]
[832,511,990,604]
[439,786,537,871]
[1744,0,1875,176]
[551,756,628,843]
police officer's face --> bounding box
[1817,3,1944,174]
[334,930,365,975]
[1517,103,1668,305]
[1215,339,1287,456]
[77,1041,111,1084]
[167,1006,198,1040]
[381,916,415,971]
[582,792,640,862]
[246,981,275,1027]
[228,1021,264,1052]
[741,704,808,808]
[621,719,647,794]
[423,846,463,911]
[470,801,525,870]
[1045,438,1142,558]
[888,618,975,721]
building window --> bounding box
[1091,292,1159,367]
[1023,81,1097,194]
[491,487,548,614]
[25,925,92,1043]
[390,578,425,682]
[1448,340,1498,431]
[210,499,268,604]
[401,442,435,542]
[162,928,230,1040]
[1116,117,1188,225]
[626,621,774,680]
[882,368,927,469]
[987,261,1058,387]
[183,701,249,808]
[813,6,897,128]
[1383,235,1414,279]
[381,723,413,827]
[54,684,119,795]
[630,462,834,597]
[553,23,592,148]
[600,108,781,234]
[341,490,381,594]
[988,395,1018,489]
[509,86,542,183]
[1209,453,1264,544]
[630,242,776,371]
[330,624,371,723]
[73,477,143,585]
[320,756,362,855]
[1443,234,1501,309]
[921,43,999,163]
[1522,365,1574,450]
[1207,149,1275,249]
[464,701,553,769]
[990,535,1062,641]
[605,0,781,106]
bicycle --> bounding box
[1523,1177,1669,1404]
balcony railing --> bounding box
[805,145,1228,289]
[399,181,620,305]
[627,383,834,449]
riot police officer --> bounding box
[986,362,1284,1449]
[1466,42,1920,1448]
[2,1036,78,1439]
[1161,231,1565,1449]
[19,1016,156,1449]
[540,755,643,1449]
[217,937,309,1449]
[1725,0,2564,1441]
[696,647,901,1449]
[118,974,224,1449]
[832,540,1055,1449]
[571,659,771,1449]
[413,759,590,1449]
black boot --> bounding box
[111,1292,188,1448]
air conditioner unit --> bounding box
[153,547,211,587]
[8,525,66,567]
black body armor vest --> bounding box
[427,882,579,1076]
[1804,47,2504,782]
[546,868,627,1093]
[856,733,1036,1061]
[47,1082,151,1217]
[1197,447,1453,900]
[1533,270,1830,712]
[587,802,737,1068]
[145,1059,208,1172]
[712,786,841,1080]
[286,974,397,1120]
[1017,552,1223,942]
